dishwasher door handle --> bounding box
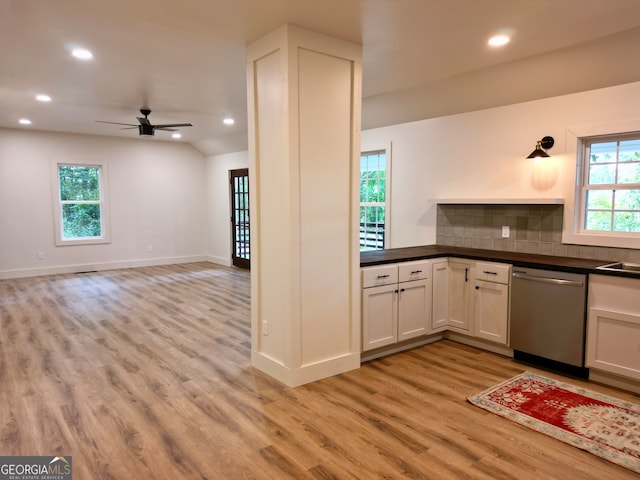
[512,272,583,287]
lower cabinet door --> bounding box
[474,280,509,344]
[586,308,640,380]
[448,261,473,332]
[431,261,449,331]
[398,278,432,341]
[362,284,398,351]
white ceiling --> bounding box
[2,0,640,155]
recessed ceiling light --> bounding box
[36,94,52,102]
[71,48,93,60]
[172,133,182,139]
[19,118,32,125]
[223,117,235,125]
[488,35,510,47]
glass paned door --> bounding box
[230,168,250,269]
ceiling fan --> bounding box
[96,108,193,136]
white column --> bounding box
[247,25,362,386]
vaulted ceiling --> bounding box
[2,0,640,155]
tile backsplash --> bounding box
[436,204,640,263]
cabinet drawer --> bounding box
[362,265,398,288]
[399,260,431,282]
[476,262,511,284]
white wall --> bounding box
[3,81,640,279]
[204,150,249,266]
[361,81,640,249]
[0,128,207,278]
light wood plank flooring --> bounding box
[1,262,638,479]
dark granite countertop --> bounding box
[360,245,625,275]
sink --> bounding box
[596,262,640,273]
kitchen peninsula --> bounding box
[361,245,640,394]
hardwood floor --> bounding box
[1,262,638,479]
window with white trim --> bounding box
[360,150,389,250]
[579,133,640,234]
[55,163,110,245]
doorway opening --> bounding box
[230,168,250,269]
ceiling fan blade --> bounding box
[96,120,137,126]
[120,126,139,130]
[153,123,193,128]
[155,127,177,132]
[137,116,152,126]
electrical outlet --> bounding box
[501,226,510,238]
[37,252,45,260]
[262,320,269,336]
[147,245,153,252]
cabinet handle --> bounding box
[410,270,422,274]
[475,285,480,290]
[377,274,390,279]
[483,271,497,275]
[400,288,405,292]
[465,268,468,282]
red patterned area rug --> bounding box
[467,371,640,474]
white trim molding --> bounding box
[562,118,640,249]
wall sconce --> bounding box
[526,136,554,158]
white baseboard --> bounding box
[444,331,514,357]
[360,335,444,362]
[204,254,231,267]
[251,350,361,387]
[0,255,209,280]
[588,369,640,395]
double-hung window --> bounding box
[579,133,640,234]
[360,150,389,250]
[55,163,110,245]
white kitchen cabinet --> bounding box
[397,277,432,341]
[361,261,432,351]
[431,261,449,332]
[447,260,474,332]
[431,258,511,344]
[431,259,475,333]
[586,274,640,381]
[363,257,513,355]
[362,283,398,350]
[474,262,511,345]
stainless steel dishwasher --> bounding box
[510,267,588,377]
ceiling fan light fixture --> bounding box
[527,135,554,158]
[97,108,193,136]
[138,124,156,136]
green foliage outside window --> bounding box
[58,165,102,239]
[360,152,386,250]
[584,139,640,233]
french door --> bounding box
[230,168,250,269]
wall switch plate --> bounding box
[262,320,269,336]
[37,252,45,260]
[147,245,153,252]
[501,226,510,238]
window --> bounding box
[579,133,640,233]
[360,150,389,250]
[55,163,110,245]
